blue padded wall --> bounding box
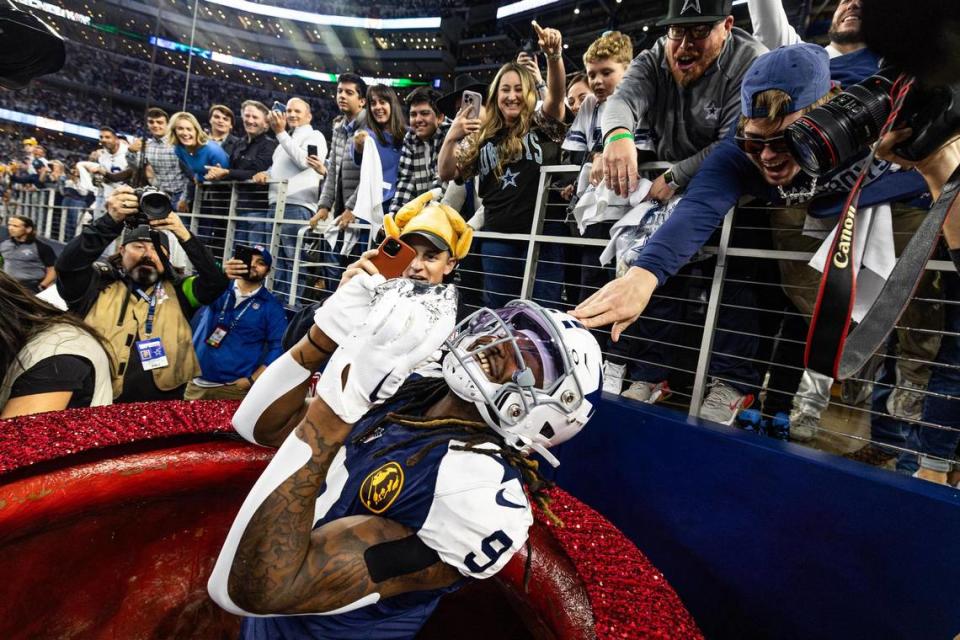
[552,395,960,639]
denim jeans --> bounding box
[917,272,960,472]
[273,204,314,302]
[478,238,563,309]
[605,257,762,394]
[61,196,87,239]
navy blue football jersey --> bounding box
[241,405,532,640]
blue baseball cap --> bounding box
[252,244,273,268]
[740,44,832,118]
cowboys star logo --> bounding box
[704,101,721,120]
[681,0,702,14]
[359,461,404,514]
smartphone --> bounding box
[271,101,286,113]
[370,237,416,280]
[307,144,318,158]
[234,244,254,276]
[461,90,483,119]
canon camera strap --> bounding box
[836,165,959,379]
[804,79,959,378]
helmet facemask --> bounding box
[442,301,593,466]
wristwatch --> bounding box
[662,168,680,191]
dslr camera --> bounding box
[785,69,960,176]
[124,186,173,228]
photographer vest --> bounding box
[85,279,199,397]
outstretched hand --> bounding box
[570,266,659,342]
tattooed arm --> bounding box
[250,325,337,447]
[222,395,460,615]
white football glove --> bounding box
[312,271,386,347]
[317,279,458,424]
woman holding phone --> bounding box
[437,21,567,308]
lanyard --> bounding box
[218,291,255,333]
[136,286,159,336]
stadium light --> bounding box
[150,36,439,88]
[0,106,100,139]
[202,0,441,30]
[496,0,561,20]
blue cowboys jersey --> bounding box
[241,405,532,640]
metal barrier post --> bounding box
[689,207,735,417]
[519,168,551,300]
[43,189,56,239]
[222,182,239,262]
[189,185,202,235]
[267,182,287,291]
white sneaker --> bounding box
[602,361,626,395]
[699,380,753,426]
[621,380,672,404]
[788,408,819,442]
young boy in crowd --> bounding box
[562,31,643,303]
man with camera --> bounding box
[572,44,942,440]
[55,185,230,403]
[186,244,287,401]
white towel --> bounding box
[808,203,896,322]
[600,196,683,275]
[323,217,359,257]
[353,136,388,228]
[571,163,653,235]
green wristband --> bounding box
[604,131,634,147]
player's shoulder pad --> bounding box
[417,442,532,580]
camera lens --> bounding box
[383,239,402,257]
[139,188,172,220]
[785,74,893,176]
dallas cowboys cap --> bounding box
[657,0,732,26]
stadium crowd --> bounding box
[2,0,960,493]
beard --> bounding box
[828,24,862,45]
[243,270,266,284]
[668,36,725,88]
[129,258,160,288]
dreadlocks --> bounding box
[350,375,561,590]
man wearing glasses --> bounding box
[573,44,937,437]
[585,0,766,423]
[601,0,765,201]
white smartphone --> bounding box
[461,90,483,119]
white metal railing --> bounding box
[9,168,960,482]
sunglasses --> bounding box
[735,134,791,155]
[666,21,720,41]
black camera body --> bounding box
[785,69,960,176]
[124,187,172,228]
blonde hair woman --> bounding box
[437,21,567,308]
[168,111,230,209]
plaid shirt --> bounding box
[388,119,452,215]
[145,136,189,196]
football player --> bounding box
[209,273,602,639]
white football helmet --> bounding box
[441,300,603,467]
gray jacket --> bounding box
[318,111,367,214]
[601,27,767,187]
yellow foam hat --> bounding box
[383,190,473,260]
[22,137,38,146]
